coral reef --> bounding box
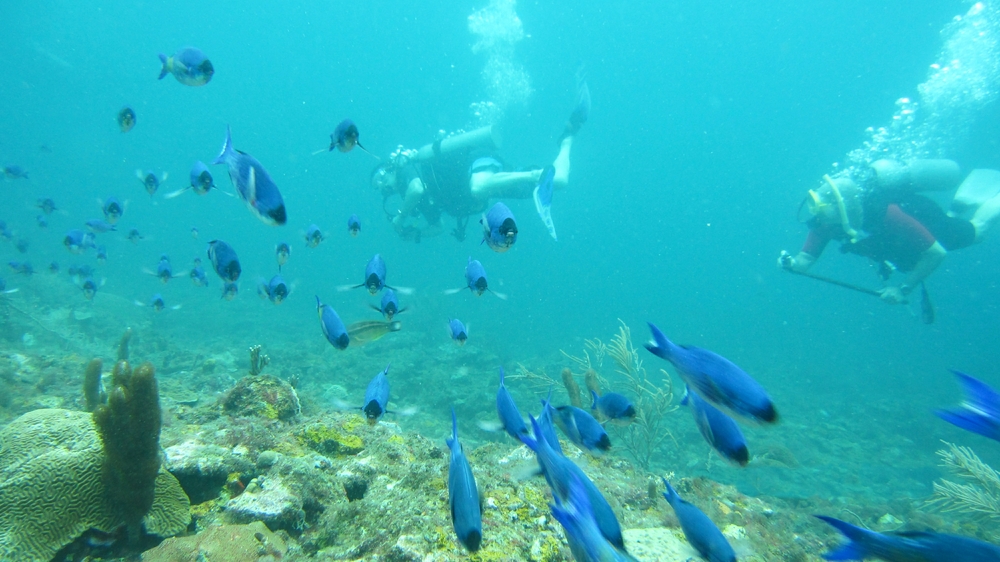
[249,344,270,376]
[94,360,164,544]
[141,521,286,562]
[83,357,105,412]
[225,374,301,421]
[117,327,132,362]
[164,438,256,504]
[0,409,189,561]
[928,441,1000,522]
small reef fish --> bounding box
[96,245,107,264]
[496,367,527,439]
[935,371,1000,443]
[346,320,401,346]
[445,258,507,299]
[127,228,144,243]
[148,254,181,283]
[481,202,517,253]
[0,222,9,240]
[276,242,290,271]
[258,274,289,304]
[190,227,199,239]
[448,319,468,345]
[37,198,57,214]
[213,126,287,226]
[329,119,374,157]
[221,281,239,300]
[304,224,324,248]
[446,409,482,552]
[135,293,179,312]
[207,240,241,282]
[645,323,778,424]
[682,386,749,467]
[590,391,636,422]
[80,277,100,300]
[14,238,28,254]
[189,258,208,287]
[102,197,123,224]
[347,214,361,236]
[49,262,60,274]
[316,295,349,350]
[520,415,625,550]
[166,162,216,198]
[36,215,47,229]
[538,391,564,454]
[815,515,1000,561]
[136,170,168,197]
[555,405,611,455]
[68,265,94,279]
[362,364,391,423]
[533,165,557,240]
[85,219,116,234]
[117,106,136,132]
[551,475,637,562]
[64,229,96,254]
[371,288,405,321]
[7,262,33,276]
[662,479,736,562]
[3,166,29,180]
[346,254,403,295]
[158,47,214,86]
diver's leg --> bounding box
[470,170,541,200]
[971,192,1000,242]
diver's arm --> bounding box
[900,242,946,295]
[392,177,426,230]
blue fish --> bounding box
[449,319,468,345]
[68,265,94,279]
[555,406,611,455]
[3,165,28,180]
[95,245,107,265]
[362,364,391,423]
[496,367,527,439]
[191,227,199,239]
[102,197,123,224]
[85,219,116,234]
[329,119,373,156]
[347,214,361,236]
[117,106,136,132]
[816,515,1000,561]
[446,257,507,299]
[550,474,636,562]
[14,238,28,254]
[481,202,518,253]
[520,415,625,550]
[149,293,166,312]
[304,224,324,248]
[259,274,289,305]
[207,240,241,282]
[533,165,557,241]
[136,170,167,197]
[36,213,49,229]
[152,255,176,284]
[935,371,1000,443]
[682,386,749,467]
[355,254,391,295]
[127,228,144,244]
[645,323,778,424]
[276,242,290,271]
[213,126,287,226]
[316,295,349,350]
[221,281,239,300]
[37,198,57,214]
[48,262,59,274]
[446,409,482,552]
[662,479,735,562]
[80,277,99,300]
[590,391,636,422]
[7,262,33,276]
[189,258,208,287]
[189,161,215,194]
[64,229,96,254]
[158,47,214,86]
[371,288,405,321]
[538,391,564,454]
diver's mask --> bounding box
[797,175,862,242]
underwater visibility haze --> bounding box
[2,0,1000,560]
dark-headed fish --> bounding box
[37,198,57,215]
[371,288,406,321]
[362,364,391,424]
[304,224,324,248]
[496,367,527,439]
[276,242,290,271]
[189,161,215,194]
[102,197,123,224]
[445,257,506,299]
[555,405,611,455]
[446,409,482,552]
[590,391,636,423]
[682,386,749,467]
[213,126,287,226]
[64,229,96,254]
[207,240,241,282]
[127,228,144,244]
[816,515,1000,562]
[117,106,136,132]
[136,170,167,197]
[662,479,735,562]
[3,166,28,180]
[646,323,778,424]
[259,274,289,304]
[347,214,361,236]
[448,318,468,345]
[158,47,214,86]
[189,258,208,287]
[316,296,349,350]
[481,202,517,253]
[329,119,374,157]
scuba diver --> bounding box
[779,158,1000,304]
[371,87,589,243]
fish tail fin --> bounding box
[953,370,1000,416]
[499,366,506,387]
[158,54,169,79]
[644,322,676,361]
[314,295,322,311]
[590,390,598,410]
[213,126,233,165]
[660,478,679,503]
[519,415,542,451]
[935,408,997,439]
[814,516,874,560]
[680,385,690,406]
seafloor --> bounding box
[0,283,997,562]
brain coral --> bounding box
[0,408,190,561]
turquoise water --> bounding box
[2,0,1000,556]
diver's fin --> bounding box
[533,166,558,241]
